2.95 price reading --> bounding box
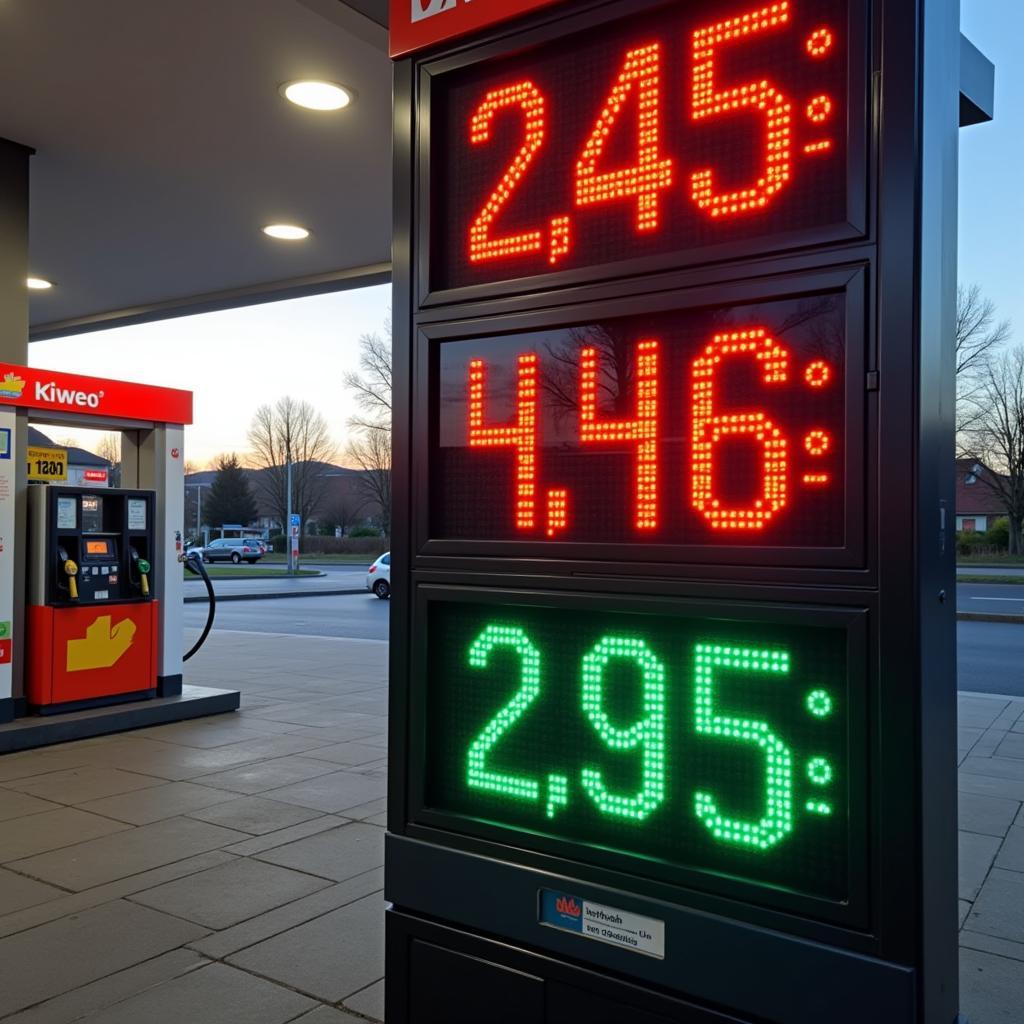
[426,603,851,899]
[433,0,852,288]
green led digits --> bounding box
[581,636,667,821]
[466,624,543,802]
[693,644,795,850]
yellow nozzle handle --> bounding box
[64,559,79,601]
[140,574,149,597]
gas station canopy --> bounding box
[0,0,390,339]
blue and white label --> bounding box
[539,890,665,959]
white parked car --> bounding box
[366,552,391,599]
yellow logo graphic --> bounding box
[66,615,137,673]
[0,372,26,399]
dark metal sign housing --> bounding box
[388,0,963,1020]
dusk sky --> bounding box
[29,1,1015,468]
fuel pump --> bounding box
[27,487,159,713]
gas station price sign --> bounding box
[421,594,864,912]
[428,0,861,293]
[433,288,861,555]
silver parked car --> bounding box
[197,538,263,564]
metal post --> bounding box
[286,451,293,575]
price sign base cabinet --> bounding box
[388,0,963,1021]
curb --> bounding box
[185,588,367,604]
[957,612,1024,624]
[184,571,327,583]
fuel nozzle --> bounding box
[130,548,151,597]
[58,546,79,601]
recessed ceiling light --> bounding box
[262,224,310,241]
[26,277,53,290]
[281,80,353,111]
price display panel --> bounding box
[431,283,864,562]
[416,591,866,920]
[428,0,863,294]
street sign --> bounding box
[290,513,301,528]
[390,0,966,1021]
[26,446,67,482]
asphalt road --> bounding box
[958,620,1024,696]
[957,566,1024,577]
[958,582,1024,614]
[184,590,390,642]
[185,590,1024,698]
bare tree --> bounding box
[957,284,1012,444]
[346,423,391,531]
[247,397,336,530]
[344,324,392,533]
[343,322,392,429]
[95,433,122,487]
[961,347,1024,553]
[323,491,369,536]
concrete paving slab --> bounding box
[967,868,1024,942]
[292,1008,367,1023]
[302,741,389,767]
[960,929,1024,963]
[129,856,332,930]
[77,781,238,825]
[0,788,62,822]
[228,893,384,1003]
[960,755,1024,781]
[0,949,208,1024]
[264,769,387,814]
[9,817,248,891]
[0,751,90,784]
[2,766,163,805]
[994,827,1024,873]
[221,815,351,857]
[184,795,324,835]
[75,962,316,1024]
[959,772,1024,802]
[960,947,1024,1023]
[0,852,237,941]
[0,868,64,915]
[254,823,384,882]
[344,979,385,1021]
[195,755,342,795]
[959,831,1002,902]
[0,900,207,1017]
[187,867,384,961]
[995,731,1024,759]
[958,791,1022,837]
[0,807,132,864]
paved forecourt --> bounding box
[0,634,1021,1022]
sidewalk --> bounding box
[184,570,365,602]
[0,634,1019,1022]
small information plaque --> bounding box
[540,889,665,959]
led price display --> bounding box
[425,599,852,902]
[431,0,853,291]
[434,292,847,547]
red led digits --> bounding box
[546,489,568,537]
[468,82,547,264]
[580,340,660,530]
[468,354,540,530]
[806,28,834,57]
[576,42,674,233]
[691,2,792,218]
[691,329,790,530]
[804,430,830,455]
[805,360,831,388]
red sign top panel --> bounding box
[429,0,855,293]
[390,0,567,58]
[0,365,193,425]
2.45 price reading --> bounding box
[465,1,839,268]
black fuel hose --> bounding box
[183,552,216,661]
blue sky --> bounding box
[30,3,1016,467]
[959,1,1021,334]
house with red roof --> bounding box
[955,459,1009,532]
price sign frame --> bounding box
[405,579,872,934]
[412,262,870,576]
[414,0,869,309]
